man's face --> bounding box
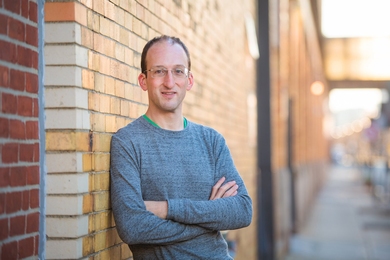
[138,41,194,115]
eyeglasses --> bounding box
[143,66,189,79]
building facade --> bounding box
[0,0,329,259]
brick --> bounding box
[26,212,39,233]
[31,49,38,69]
[93,133,111,152]
[46,131,75,151]
[46,152,83,173]
[19,236,35,258]
[0,217,8,240]
[26,72,38,93]
[47,173,88,194]
[46,238,83,259]
[26,166,39,185]
[45,22,81,44]
[0,40,17,63]
[29,1,38,23]
[93,191,110,211]
[121,243,133,259]
[45,66,82,87]
[91,172,109,191]
[10,166,26,186]
[0,167,9,187]
[0,192,5,214]
[46,195,83,215]
[0,117,9,137]
[82,69,94,90]
[33,142,39,162]
[4,0,21,14]
[6,191,22,213]
[45,2,75,22]
[110,96,120,115]
[90,211,112,232]
[20,143,34,162]
[94,229,107,251]
[1,240,18,259]
[32,97,38,117]
[34,235,39,256]
[93,153,110,172]
[45,44,87,66]
[22,190,29,210]
[0,14,7,35]
[30,189,39,209]
[45,108,90,130]
[18,95,33,117]
[46,215,88,238]
[26,120,39,139]
[82,234,93,256]
[17,45,28,66]
[10,69,25,91]
[10,215,25,236]
[21,0,28,19]
[2,93,17,114]
[2,143,18,163]
[8,17,25,42]
[83,193,93,214]
[9,119,25,139]
[0,65,9,87]
[45,87,88,109]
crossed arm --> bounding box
[144,177,238,219]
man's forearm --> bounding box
[145,177,238,219]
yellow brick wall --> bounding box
[44,0,258,259]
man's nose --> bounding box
[163,70,175,87]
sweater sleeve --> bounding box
[110,135,211,246]
[166,135,252,231]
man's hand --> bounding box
[145,177,238,218]
[209,177,238,200]
[144,201,168,219]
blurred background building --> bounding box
[0,0,389,259]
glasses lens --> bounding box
[151,68,166,78]
[173,68,188,78]
[149,67,188,78]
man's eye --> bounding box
[154,69,165,74]
[174,69,184,74]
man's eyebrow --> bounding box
[152,64,186,68]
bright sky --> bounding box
[322,0,390,38]
[329,88,383,113]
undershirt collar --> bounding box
[142,114,187,129]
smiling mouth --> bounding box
[162,91,176,95]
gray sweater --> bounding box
[110,117,252,259]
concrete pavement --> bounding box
[285,165,390,260]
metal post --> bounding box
[257,0,274,259]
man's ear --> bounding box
[186,72,194,91]
[138,73,148,91]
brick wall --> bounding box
[0,0,41,259]
[44,0,257,259]
[269,0,329,257]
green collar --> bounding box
[143,114,187,129]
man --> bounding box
[110,35,252,259]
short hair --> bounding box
[140,35,191,74]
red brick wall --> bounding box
[0,0,41,259]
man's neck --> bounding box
[144,111,185,131]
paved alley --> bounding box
[285,165,390,260]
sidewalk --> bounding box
[285,165,390,260]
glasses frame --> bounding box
[143,66,190,79]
